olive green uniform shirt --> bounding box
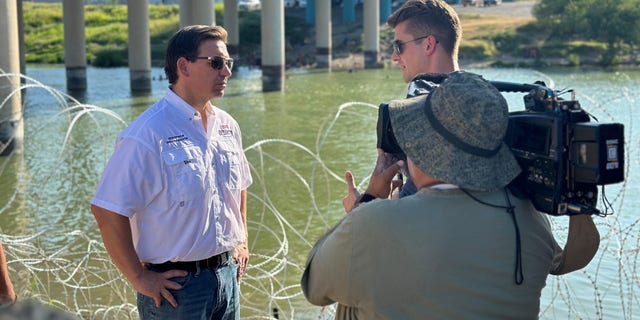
[301,188,561,319]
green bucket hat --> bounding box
[388,72,521,191]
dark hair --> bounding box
[387,0,461,59]
[164,25,229,85]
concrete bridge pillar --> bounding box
[261,0,285,92]
[223,0,240,62]
[128,1,151,91]
[63,0,87,91]
[17,0,26,79]
[363,0,381,68]
[315,0,332,69]
[180,0,215,27]
[0,0,23,155]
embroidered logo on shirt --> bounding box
[218,124,233,137]
[166,134,189,144]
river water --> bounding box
[1,65,639,319]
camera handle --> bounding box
[490,81,546,93]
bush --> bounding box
[23,3,62,29]
[565,41,606,56]
[86,24,129,46]
[148,4,180,20]
[567,53,580,66]
[85,8,121,25]
[26,51,63,64]
[92,45,128,67]
[23,3,182,66]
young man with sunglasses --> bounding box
[342,0,462,209]
[91,25,252,319]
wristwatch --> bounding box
[357,193,377,204]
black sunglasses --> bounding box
[392,34,437,56]
[193,56,234,70]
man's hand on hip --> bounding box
[132,268,188,308]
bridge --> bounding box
[0,0,393,155]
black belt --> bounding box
[147,251,231,272]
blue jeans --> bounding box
[137,261,239,320]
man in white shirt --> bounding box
[91,25,252,320]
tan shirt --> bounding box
[301,188,560,319]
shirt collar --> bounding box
[430,183,459,190]
[164,88,215,120]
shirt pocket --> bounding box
[218,140,241,190]
[163,147,206,201]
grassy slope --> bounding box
[458,14,535,61]
[24,3,181,65]
[461,14,534,39]
[23,2,542,66]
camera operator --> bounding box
[301,72,600,319]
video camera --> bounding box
[376,80,625,216]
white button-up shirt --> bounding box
[92,88,252,263]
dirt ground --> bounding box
[453,0,535,18]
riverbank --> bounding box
[237,1,541,71]
[309,1,538,70]
[21,1,637,71]
[328,0,639,71]
[328,49,637,71]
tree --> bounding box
[533,0,640,65]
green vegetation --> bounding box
[458,14,532,61]
[533,0,640,66]
[23,3,311,67]
[24,2,180,65]
[22,1,640,68]
[455,0,640,67]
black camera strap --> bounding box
[461,188,524,285]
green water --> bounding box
[1,65,639,319]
